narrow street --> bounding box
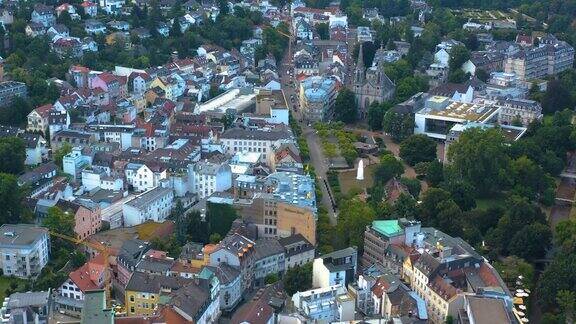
[279,41,338,223]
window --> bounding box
[130,295,135,302]
[130,307,135,313]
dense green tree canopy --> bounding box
[382,110,414,142]
[336,198,376,250]
[0,137,26,175]
[399,134,437,166]
[508,223,552,261]
[374,154,404,186]
[284,263,312,295]
[207,202,238,237]
[334,88,358,124]
[447,128,510,197]
[0,174,27,225]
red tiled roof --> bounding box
[97,72,120,84]
[68,253,106,292]
[159,307,189,324]
[54,38,81,47]
[57,93,81,106]
[118,75,127,86]
[130,71,152,81]
[296,71,307,82]
[92,87,105,94]
[275,147,302,163]
[144,160,167,173]
[170,262,201,274]
[80,1,97,7]
[429,276,460,300]
[145,249,168,259]
[56,3,72,11]
[33,104,54,118]
[371,276,391,297]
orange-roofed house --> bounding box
[56,253,107,317]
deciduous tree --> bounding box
[447,128,509,197]
[334,88,358,124]
[399,134,437,166]
[0,137,25,174]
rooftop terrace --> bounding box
[421,98,500,123]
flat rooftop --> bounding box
[450,122,526,142]
[467,296,512,324]
[422,101,500,122]
[0,224,47,247]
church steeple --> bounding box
[357,42,364,69]
[354,42,365,84]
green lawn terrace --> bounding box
[337,163,378,195]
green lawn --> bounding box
[0,276,27,301]
[337,164,378,195]
[475,196,506,210]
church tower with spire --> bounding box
[354,43,365,85]
[352,42,396,119]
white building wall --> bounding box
[209,249,240,267]
[82,170,101,190]
[220,277,242,311]
[312,259,331,288]
[285,250,315,269]
[60,279,84,300]
[269,108,289,125]
[122,190,174,226]
[100,178,123,191]
[25,146,43,165]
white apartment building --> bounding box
[82,168,124,191]
[291,285,355,322]
[312,247,357,289]
[189,160,232,199]
[122,187,174,226]
[220,128,293,168]
[279,234,315,269]
[125,163,167,192]
[496,98,543,126]
[63,147,92,182]
[0,224,49,278]
[86,124,135,150]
